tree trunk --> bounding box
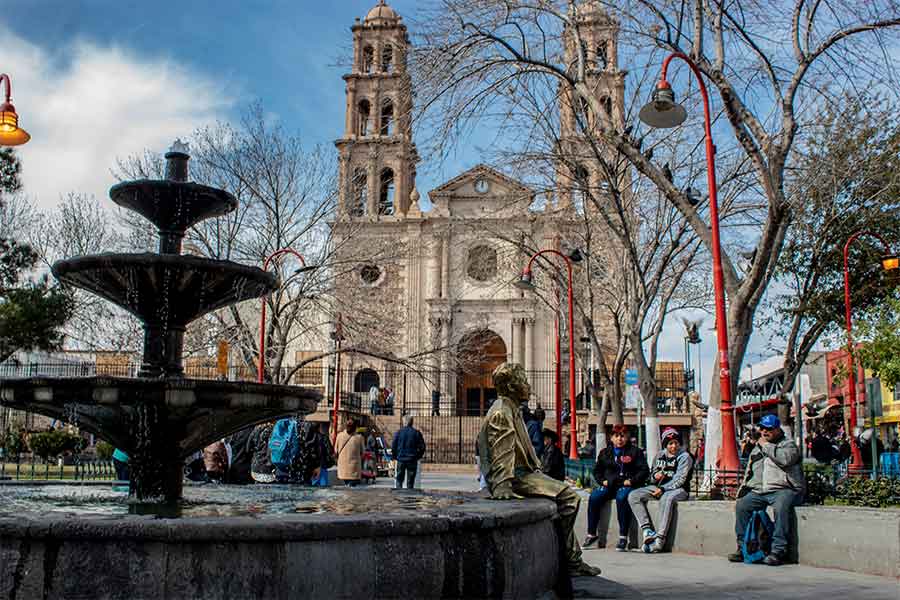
[596,387,610,450]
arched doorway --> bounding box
[354,368,380,393]
[456,330,507,416]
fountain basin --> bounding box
[51,253,278,325]
[0,376,321,502]
[0,485,562,599]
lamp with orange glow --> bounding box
[0,74,30,147]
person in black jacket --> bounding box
[540,428,566,481]
[583,424,649,551]
[391,415,426,489]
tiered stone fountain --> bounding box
[0,142,321,503]
[0,143,563,599]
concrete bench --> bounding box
[575,493,900,578]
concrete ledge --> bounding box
[577,494,900,578]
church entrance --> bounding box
[456,330,507,416]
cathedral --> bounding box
[331,1,625,419]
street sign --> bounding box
[625,369,638,385]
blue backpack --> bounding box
[269,418,299,468]
[742,509,775,564]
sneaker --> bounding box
[762,553,783,566]
[615,537,628,552]
[726,550,744,563]
[641,543,652,554]
[569,561,602,577]
[582,534,599,548]
[641,527,657,545]
[649,537,666,553]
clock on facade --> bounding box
[474,178,490,194]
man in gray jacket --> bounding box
[728,414,806,566]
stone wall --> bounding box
[576,495,900,578]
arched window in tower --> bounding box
[362,46,375,74]
[573,164,589,214]
[358,100,372,136]
[378,168,395,215]
[381,44,394,73]
[351,168,368,217]
[380,99,394,136]
[596,41,608,71]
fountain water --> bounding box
[0,141,320,503]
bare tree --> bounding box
[409,0,900,465]
[30,192,142,353]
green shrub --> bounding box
[834,477,900,508]
[27,430,82,460]
[0,425,26,456]
[95,441,114,460]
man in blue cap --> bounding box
[728,414,806,566]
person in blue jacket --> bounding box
[391,414,426,489]
[526,406,546,459]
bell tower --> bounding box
[557,1,626,211]
[336,1,418,220]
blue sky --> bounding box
[1,0,778,400]
[1,0,474,208]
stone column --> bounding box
[440,232,450,298]
[338,156,349,215]
[513,317,525,367]
[525,317,535,374]
[440,315,453,415]
[431,234,443,299]
[367,147,378,216]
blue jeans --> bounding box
[587,485,633,537]
[735,489,803,556]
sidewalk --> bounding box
[575,549,899,599]
[400,471,899,598]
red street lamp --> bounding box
[516,248,583,459]
[0,74,30,146]
[842,231,897,474]
[640,52,741,474]
[257,248,317,383]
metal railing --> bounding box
[0,454,117,481]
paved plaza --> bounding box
[380,471,900,599]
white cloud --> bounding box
[0,29,232,208]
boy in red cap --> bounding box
[628,427,693,553]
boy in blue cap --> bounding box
[728,414,806,566]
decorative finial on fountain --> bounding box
[164,139,191,182]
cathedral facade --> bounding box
[331,2,622,417]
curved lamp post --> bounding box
[0,74,30,146]
[516,248,583,459]
[257,248,317,383]
[639,52,741,474]
[842,231,898,474]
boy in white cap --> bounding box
[628,427,693,553]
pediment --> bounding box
[428,164,533,199]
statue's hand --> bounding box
[492,482,523,500]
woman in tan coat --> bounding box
[335,419,364,486]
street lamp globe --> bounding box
[881,254,899,272]
[639,82,687,129]
[513,269,535,291]
[0,100,29,146]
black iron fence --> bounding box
[0,454,117,481]
[1,362,695,465]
